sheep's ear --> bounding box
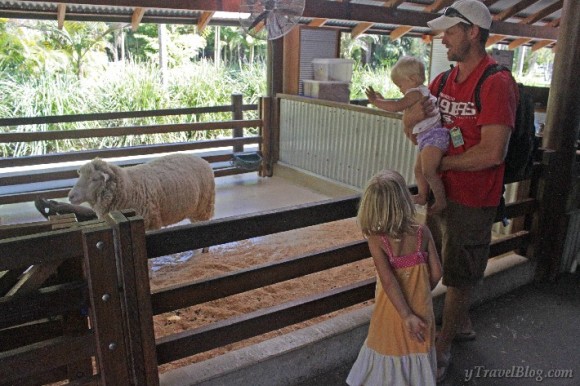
[91,171,109,183]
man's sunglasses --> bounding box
[444,7,473,26]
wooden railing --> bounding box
[0,212,158,385]
[0,154,541,384]
[0,94,265,205]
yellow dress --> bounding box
[347,225,437,386]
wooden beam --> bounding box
[351,22,373,39]
[520,0,563,25]
[253,20,265,33]
[131,7,146,31]
[57,3,66,30]
[308,18,327,27]
[508,37,532,50]
[197,11,214,33]
[531,39,553,52]
[390,25,413,41]
[493,0,538,22]
[382,0,405,7]
[424,0,454,13]
[26,0,241,13]
[485,34,507,47]
[300,0,559,41]
[550,18,561,28]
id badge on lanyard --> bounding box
[449,127,465,148]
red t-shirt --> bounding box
[429,56,518,207]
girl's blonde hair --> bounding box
[390,56,426,85]
[357,169,416,238]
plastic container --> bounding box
[302,79,350,103]
[312,58,355,82]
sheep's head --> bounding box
[68,159,116,206]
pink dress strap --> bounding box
[380,225,428,270]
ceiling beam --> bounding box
[131,7,145,31]
[25,0,242,13]
[382,0,405,7]
[21,0,560,41]
[301,0,559,40]
[531,39,553,52]
[197,11,214,32]
[520,0,563,25]
[57,3,66,30]
[508,37,532,50]
[485,34,506,47]
[351,22,373,39]
[390,25,413,41]
[424,0,454,13]
[493,0,539,22]
[308,18,327,27]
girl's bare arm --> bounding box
[423,227,443,289]
[368,235,427,342]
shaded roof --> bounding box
[0,1,561,48]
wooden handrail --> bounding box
[0,120,261,143]
[0,104,258,127]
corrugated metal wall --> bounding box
[279,99,418,190]
[279,97,523,235]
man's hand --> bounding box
[403,95,438,143]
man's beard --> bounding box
[447,40,471,62]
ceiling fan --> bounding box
[239,0,305,40]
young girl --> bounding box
[346,169,442,386]
[366,56,449,213]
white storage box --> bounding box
[312,58,355,82]
[302,79,350,103]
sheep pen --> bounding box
[68,154,215,231]
[149,217,376,373]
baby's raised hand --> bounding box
[365,86,383,103]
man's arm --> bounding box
[402,96,437,142]
[440,124,511,172]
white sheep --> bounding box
[68,154,215,231]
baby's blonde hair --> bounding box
[390,56,426,85]
[357,169,416,238]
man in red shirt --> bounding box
[405,0,518,382]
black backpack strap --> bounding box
[435,65,454,98]
[474,64,511,111]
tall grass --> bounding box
[0,60,267,156]
[1,60,394,157]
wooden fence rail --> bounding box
[0,95,267,206]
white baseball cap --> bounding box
[427,0,492,31]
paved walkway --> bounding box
[297,271,580,386]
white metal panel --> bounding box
[279,99,418,190]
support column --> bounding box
[534,0,580,280]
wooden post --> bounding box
[267,38,283,167]
[105,211,159,386]
[260,97,273,177]
[533,0,580,280]
[82,224,133,384]
[231,93,244,153]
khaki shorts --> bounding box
[427,200,497,288]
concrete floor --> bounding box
[0,167,357,227]
[296,271,580,386]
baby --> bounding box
[366,56,449,213]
